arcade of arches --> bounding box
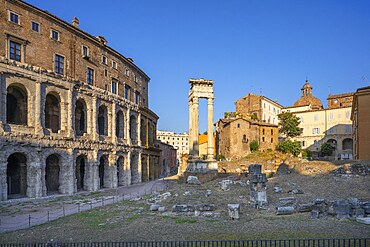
[0,65,160,201]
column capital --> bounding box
[192,97,199,104]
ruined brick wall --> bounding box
[235,94,262,119]
[327,93,354,109]
[258,125,278,151]
[355,88,370,160]
[0,0,149,107]
[0,0,161,201]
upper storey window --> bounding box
[9,41,21,61]
[102,55,107,64]
[9,12,19,24]
[82,45,89,58]
[112,60,117,69]
[111,80,117,94]
[51,30,59,41]
[125,69,130,77]
[135,91,140,104]
[55,54,64,75]
[125,85,130,100]
[31,21,39,32]
[87,68,94,85]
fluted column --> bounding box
[207,98,215,160]
[192,97,199,159]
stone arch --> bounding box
[116,110,124,139]
[342,138,353,150]
[76,155,86,191]
[6,84,28,125]
[75,99,87,136]
[45,154,61,194]
[98,105,108,136]
[45,93,61,133]
[130,115,137,142]
[327,139,337,150]
[116,156,125,186]
[99,155,108,188]
[7,153,27,198]
[140,118,147,146]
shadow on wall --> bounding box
[304,124,353,160]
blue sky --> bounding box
[25,0,370,133]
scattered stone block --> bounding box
[311,209,319,219]
[194,210,201,217]
[195,203,215,212]
[297,203,314,213]
[221,180,233,191]
[172,204,194,212]
[278,197,297,207]
[288,189,304,194]
[350,208,365,218]
[234,181,247,187]
[187,176,201,185]
[228,204,240,220]
[276,206,295,215]
[356,217,370,225]
[333,200,350,219]
[183,191,191,196]
[361,202,370,214]
[274,186,283,193]
[158,206,166,212]
[150,204,160,211]
[206,190,212,197]
[160,192,171,200]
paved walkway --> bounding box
[0,178,172,233]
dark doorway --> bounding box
[7,85,28,125]
[45,154,60,194]
[7,153,27,198]
[76,155,86,190]
[45,94,60,133]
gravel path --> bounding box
[0,178,171,233]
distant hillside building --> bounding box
[351,86,370,160]
[216,116,278,160]
[283,81,354,159]
[235,93,283,124]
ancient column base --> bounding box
[186,159,218,173]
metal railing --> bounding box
[0,239,369,247]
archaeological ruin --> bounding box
[0,0,161,201]
[186,78,217,174]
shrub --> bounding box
[301,149,312,158]
[277,140,301,157]
[217,154,226,161]
[250,140,259,152]
[321,142,334,156]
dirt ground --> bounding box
[0,160,369,243]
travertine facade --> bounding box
[216,116,278,160]
[352,86,370,160]
[235,93,283,124]
[283,81,353,159]
[0,0,160,201]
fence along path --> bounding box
[0,239,369,247]
[0,179,168,233]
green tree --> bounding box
[250,140,259,152]
[277,140,301,157]
[278,112,303,139]
[251,113,258,120]
[321,142,334,156]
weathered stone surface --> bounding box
[249,164,262,175]
[356,217,370,225]
[172,204,194,212]
[276,206,295,215]
[274,186,283,193]
[150,204,160,211]
[297,203,314,213]
[234,181,247,187]
[228,204,240,219]
[311,209,319,219]
[195,203,215,212]
[221,180,233,191]
[278,197,297,206]
[350,208,365,217]
[361,202,370,214]
[205,189,212,197]
[183,191,191,196]
[158,206,166,212]
[288,189,304,194]
[187,176,201,185]
[333,200,350,219]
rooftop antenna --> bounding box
[362,75,369,85]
